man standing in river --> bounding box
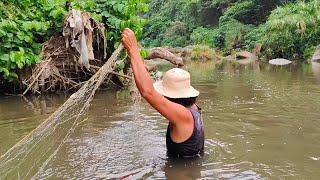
[121,28,204,158]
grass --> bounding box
[191,45,222,62]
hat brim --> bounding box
[153,80,200,98]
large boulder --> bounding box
[236,51,255,59]
[235,51,258,65]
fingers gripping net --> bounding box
[0,46,123,179]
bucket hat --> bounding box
[153,68,199,98]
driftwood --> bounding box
[22,59,52,95]
[21,10,108,94]
[146,48,184,66]
[20,11,184,94]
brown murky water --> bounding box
[0,62,319,179]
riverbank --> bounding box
[2,43,320,96]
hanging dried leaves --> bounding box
[21,10,108,94]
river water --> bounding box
[0,62,319,179]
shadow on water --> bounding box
[0,60,320,179]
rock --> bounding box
[224,55,236,61]
[236,51,255,59]
[180,46,193,57]
[180,46,193,63]
[269,58,292,65]
[144,59,172,72]
[234,51,258,65]
[312,48,320,62]
[237,58,256,65]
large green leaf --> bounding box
[0,29,6,37]
[0,68,10,76]
[117,4,125,12]
[0,54,9,61]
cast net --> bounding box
[0,45,129,179]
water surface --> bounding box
[0,62,319,179]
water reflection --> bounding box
[312,61,320,82]
[1,62,320,179]
[164,157,202,180]
[0,95,66,155]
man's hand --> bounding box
[121,28,139,54]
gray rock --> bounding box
[269,58,292,65]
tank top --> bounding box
[166,105,204,158]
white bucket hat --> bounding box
[153,68,200,98]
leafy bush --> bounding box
[261,0,320,59]
[220,0,255,23]
[191,45,220,62]
[0,0,66,81]
[76,0,148,49]
[216,19,255,53]
[142,0,199,47]
[190,27,218,47]
[162,36,188,47]
[243,25,265,50]
[303,46,317,61]
[0,0,148,81]
[144,20,190,47]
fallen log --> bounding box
[146,48,184,66]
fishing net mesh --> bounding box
[0,46,127,179]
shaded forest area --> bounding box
[142,0,320,60]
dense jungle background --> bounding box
[1,0,320,91]
[143,0,320,59]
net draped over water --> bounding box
[0,46,129,179]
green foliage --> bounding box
[142,0,199,47]
[72,0,149,72]
[77,0,148,50]
[304,46,317,61]
[0,0,66,81]
[220,0,255,23]
[140,49,150,59]
[0,0,148,81]
[213,0,299,24]
[143,0,299,53]
[261,0,320,59]
[191,45,220,61]
[243,25,265,50]
[216,19,255,53]
[190,27,218,47]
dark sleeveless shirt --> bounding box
[166,105,204,158]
